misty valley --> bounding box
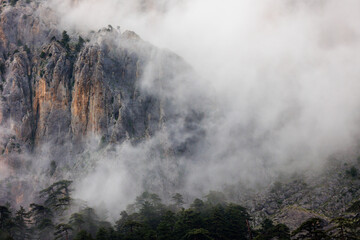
[0,0,360,240]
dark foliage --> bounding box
[292,218,329,240]
[1,180,359,240]
[61,31,70,50]
[254,218,290,240]
[10,0,18,7]
[39,51,46,59]
[75,36,85,52]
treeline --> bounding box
[0,180,359,240]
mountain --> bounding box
[0,0,203,206]
[2,2,160,144]
[0,0,360,236]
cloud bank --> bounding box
[35,0,360,217]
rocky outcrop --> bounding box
[32,41,73,145]
[1,51,33,144]
[0,1,194,158]
[70,41,163,143]
[0,0,203,206]
[225,157,360,229]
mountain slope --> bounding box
[0,0,202,206]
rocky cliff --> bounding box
[0,0,203,204]
[0,0,197,158]
[0,0,359,232]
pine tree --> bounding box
[29,203,54,239]
[174,209,204,239]
[0,205,14,239]
[78,208,100,236]
[75,36,85,52]
[224,204,251,240]
[204,191,227,206]
[74,230,94,240]
[61,31,70,50]
[12,206,31,240]
[254,219,290,240]
[207,205,227,239]
[172,193,184,211]
[157,211,177,240]
[327,217,359,240]
[292,218,329,240]
[39,180,72,214]
[69,212,85,234]
[0,205,12,230]
[95,227,108,240]
[271,224,291,240]
[184,228,213,240]
[191,199,205,212]
[54,223,73,240]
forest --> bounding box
[0,180,359,240]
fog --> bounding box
[33,0,360,217]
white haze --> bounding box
[41,0,360,217]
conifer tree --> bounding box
[172,193,185,211]
[12,206,31,240]
[157,211,177,240]
[292,218,329,240]
[29,203,54,239]
[39,180,72,214]
[54,223,72,240]
[0,205,13,239]
[61,31,70,50]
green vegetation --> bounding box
[346,166,359,178]
[10,0,18,7]
[61,31,70,50]
[75,36,85,53]
[271,181,283,193]
[23,45,30,54]
[58,32,86,66]
[39,51,46,59]
[0,62,5,75]
[49,160,57,176]
[254,219,290,240]
[327,217,358,240]
[0,180,359,239]
[292,218,328,240]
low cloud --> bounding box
[13,0,360,215]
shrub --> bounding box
[10,0,18,6]
[40,51,46,58]
[61,31,70,50]
[24,45,30,54]
[346,166,358,178]
[0,62,5,74]
[75,36,85,52]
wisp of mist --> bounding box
[44,0,360,218]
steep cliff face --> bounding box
[32,42,73,146]
[0,1,191,161]
[0,0,203,205]
[70,39,164,144]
